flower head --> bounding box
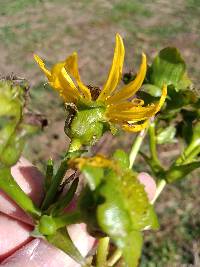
[34,34,167,132]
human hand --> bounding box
[0,158,156,267]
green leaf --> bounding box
[96,170,158,267]
[0,167,41,218]
[166,161,200,183]
[79,159,159,267]
[97,170,159,232]
[116,230,143,267]
[47,227,85,265]
[156,125,176,144]
[166,86,197,111]
[149,47,192,90]
[78,186,99,233]
[192,121,200,143]
[113,149,130,169]
[141,84,162,97]
[41,159,69,211]
[81,165,104,191]
[51,178,79,216]
[0,80,40,167]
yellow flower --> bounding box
[34,34,167,132]
[69,154,116,171]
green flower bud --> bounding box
[38,215,57,236]
[65,103,107,148]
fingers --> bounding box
[0,156,155,266]
[0,213,32,262]
[0,157,44,225]
[10,157,44,207]
[1,224,95,267]
[137,172,157,201]
[68,223,95,257]
[1,239,79,267]
[0,157,44,262]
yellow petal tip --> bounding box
[33,54,42,63]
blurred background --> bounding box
[0,0,199,266]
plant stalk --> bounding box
[107,249,122,266]
[53,211,82,229]
[129,129,147,168]
[96,237,110,267]
[151,179,166,204]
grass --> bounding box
[0,0,200,266]
[0,0,41,15]
[110,0,152,22]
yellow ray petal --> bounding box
[97,33,125,102]
[51,62,76,90]
[50,62,80,100]
[65,52,91,100]
[107,103,155,117]
[106,53,147,104]
[34,54,51,79]
[69,155,115,170]
[107,99,145,113]
[122,120,150,132]
[34,54,80,102]
[108,85,167,122]
[107,109,156,122]
[119,85,167,132]
[131,98,144,106]
[154,84,167,113]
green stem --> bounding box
[107,249,122,266]
[151,179,166,204]
[148,122,161,167]
[129,129,146,168]
[96,237,110,267]
[166,161,200,183]
[53,211,82,229]
[176,140,200,164]
[185,146,200,163]
[0,167,41,218]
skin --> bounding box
[0,158,156,267]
